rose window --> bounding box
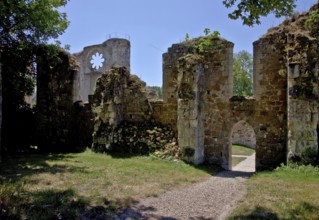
[90,52,105,70]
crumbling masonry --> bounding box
[35,3,319,170]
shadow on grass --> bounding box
[1,186,181,220]
[189,162,223,175]
[1,183,217,220]
[229,206,280,220]
[0,188,88,220]
[287,202,319,220]
[107,151,221,175]
[0,152,89,183]
[217,170,254,178]
[114,205,179,220]
[106,151,147,159]
[230,203,319,220]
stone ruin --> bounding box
[73,38,130,102]
[33,3,319,170]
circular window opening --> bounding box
[90,52,105,70]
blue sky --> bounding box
[57,0,317,86]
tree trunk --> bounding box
[0,53,2,163]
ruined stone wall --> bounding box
[70,101,94,149]
[88,2,319,168]
[123,75,152,122]
[36,48,82,151]
[91,67,178,154]
[252,37,288,169]
[57,2,318,168]
[150,102,178,132]
[73,38,130,102]
[177,55,205,165]
[160,45,185,132]
[259,4,319,164]
[162,38,235,165]
[161,33,291,169]
[198,41,235,167]
[286,33,319,162]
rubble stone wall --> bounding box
[91,67,178,154]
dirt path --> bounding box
[112,155,255,220]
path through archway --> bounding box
[230,120,256,172]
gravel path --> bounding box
[113,154,255,220]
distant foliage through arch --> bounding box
[233,50,253,96]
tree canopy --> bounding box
[0,0,69,46]
[222,0,297,26]
[0,0,70,153]
[233,50,253,96]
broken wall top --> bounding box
[74,38,131,74]
[260,2,319,40]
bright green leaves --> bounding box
[222,0,297,26]
[233,50,253,96]
[305,11,319,30]
[0,0,69,45]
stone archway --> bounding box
[230,120,256,172]
[231,120,256,149]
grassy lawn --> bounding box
[228,164,319,220]
[0,149,215,219]
[232,157,246,167]
[232,145,255,156]
[232,145,255,168]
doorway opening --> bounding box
[230,120,256,172]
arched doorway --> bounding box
[230,120,256,172]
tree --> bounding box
[222,0,297,26]
[0,0,69,45]
[147,86,163,99]
[233,50,253,96]
[0,0,70,153]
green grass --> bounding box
[232,144,255,156]
[232,157,246,167]
[232,145,255,168]
[228,164,319,220]
[0,149,215,219]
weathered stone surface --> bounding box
[231,120,256,149]
[73,38,130,102]
[36,47,89,151]
[159,3,319,169]
[31,3,319,168]
[91,67,178,156]
[262,3,319,163]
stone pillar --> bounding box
[252,37,288,169]
[177,64,204,165]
